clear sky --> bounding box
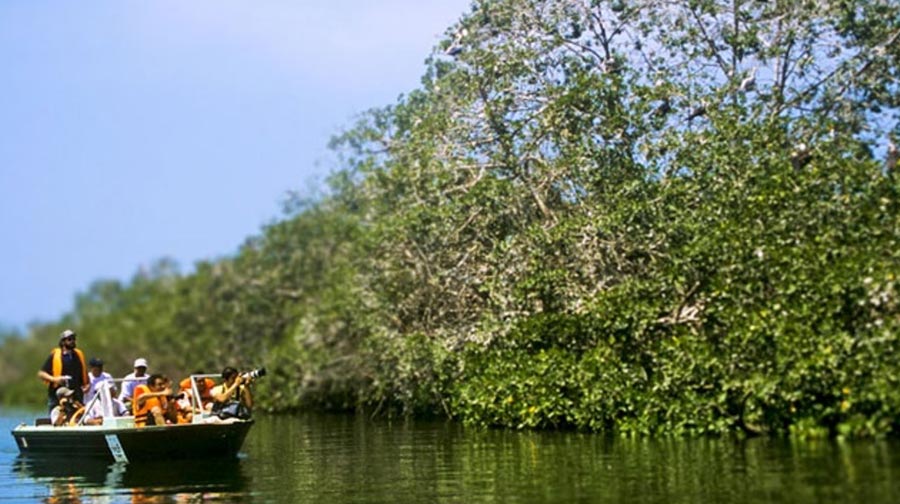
[0,0,470,332]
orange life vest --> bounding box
[44,348,88,386]
[178,377,215,400]
[133,384,166,427]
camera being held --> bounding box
[52,387,83,426]
[211,366,258,420]
[60,397,79,416]
[240,367,267,381]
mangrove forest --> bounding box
[2,0,900,438]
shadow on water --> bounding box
[12,455,249,502]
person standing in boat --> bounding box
[37,329,88,413]
[118,357,150,409]
[84,357,113,404]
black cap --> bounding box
[89,357,103,367]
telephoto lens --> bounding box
[241,367,267,380]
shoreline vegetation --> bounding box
[2,0,899,438]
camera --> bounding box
[241,367,267,380]
[62,399,79,416]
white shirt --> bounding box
[85,371,113,404]
[119,372,148,401]
[50,405,66,425]
[85,396,128,421]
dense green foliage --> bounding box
[2,0,899,437]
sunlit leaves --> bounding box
[2,1,898,437]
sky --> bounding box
[0,0,471,332]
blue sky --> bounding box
[0,0,470,332]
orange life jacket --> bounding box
[44,348,88,386]
[133,384,166,427]
[178,377,215,400]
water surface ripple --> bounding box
[2,410,898,502]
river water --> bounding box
[2,408,899,503]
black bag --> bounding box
[212,401,251,420]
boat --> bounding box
[9,374,254,463]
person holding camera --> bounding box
[210,367,254,419]
[50,387,84,426]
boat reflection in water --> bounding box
[8,374,256,502]
[13,455,249,502]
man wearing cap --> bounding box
[50,386,84,426]
[37,329,88,413]
[85,357,113,404]
[118,358,150,407]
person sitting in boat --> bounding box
[37,329,89,413]
[118,357,150,409]
[84,357,113,404]
[210,367,253,420]
[83,382,128,425]
[170,390,191,424]
[50,387,84,426]
[161,377,191,424]
[173,373,215,423]
[133,373,173,427]
[179,373,215,410]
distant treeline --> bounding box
[3,0,900,437]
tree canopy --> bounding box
[2,0,899,437]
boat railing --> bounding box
[73,378,132,427]
[185,374,219,424]
[73,374,222,427]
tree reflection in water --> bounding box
[8,414,900,503]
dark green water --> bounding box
[2,409,899,503]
